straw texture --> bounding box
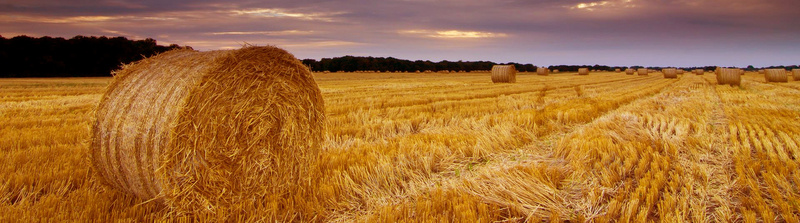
[491,65,517,83]
[765,69,788,82]
[717,68,741,86]
[638,68,649,76]
[536,67,549,76]
[793,69,800,81]
[663,68,678,79]
[90,46,325,215]
[578,68,589,75]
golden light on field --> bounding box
[3,71,800,221]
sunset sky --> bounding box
[2,0,799,67]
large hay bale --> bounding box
[491,65,517,83]
[718,68,741,86]
[793,69,800,81]
[625,68,634,75]
[638,68,649,76]
[765,69,788,82]
[536,67,549,76]
[90,46,325,214]
[663,68,678,79]
[578,68,589,75]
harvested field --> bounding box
[2,71,800,222]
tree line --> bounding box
[301,56,540,72]
[0,35,186,77]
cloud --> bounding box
[399,30,508,39]
[210,30,316,36]
[230,8,342,22]
[0,14,175,23]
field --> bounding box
[1,71,799,222]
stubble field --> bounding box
[1,71,799,222]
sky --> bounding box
[1,0,799,67]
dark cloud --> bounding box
[1,0,799,66]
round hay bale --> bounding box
[578,68,589,75]
[694,69,704,75]
[90,46,325,214]
[625,68,634,75]
[536,67,549,76]
[718,68,741,86]
[663,68,678,79]
[792,69,800,81]
[614,68,621,72]
[637,68,649,76]
[677,69,685,74]
[553,69,559,73]
[491,65,517,83]
[765,68,788,82]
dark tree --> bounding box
[0,35,186,77]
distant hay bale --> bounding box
[694,69,704,75]
[625,68,634,75]
[323,70,330,74]
[491,65,517,83]
[90,46,325,213]
[578,68,589,75]
[793,69,800,81]
[536,67,549,76]
[758,69,765,74]
[553,69,559,73]
[638,68,649,76]
[615,68,621,72]
[663,68,678,79]
[717,68,741,86]
[765,68,788,82]
[424,70,432,73]
[677,69,685,74]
